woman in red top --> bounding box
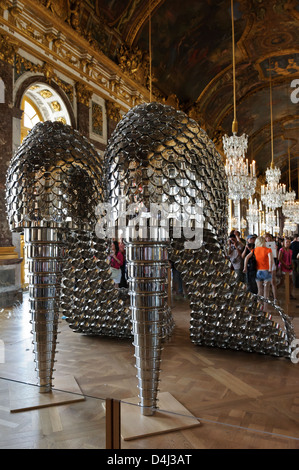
[110,241,124,286]
[244,236,273,307]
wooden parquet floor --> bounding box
[0,287,298,450]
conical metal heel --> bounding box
[25,227,65,393]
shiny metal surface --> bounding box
[5,122,136,393]
[126,263,168,278]
[170,230,295,356]
[25,228,65,243]
[104,102,295,416]
[25,226,63,392]
[6,106,295,413]
[126,240,168,415]
[6,122,102,233]
[126,244,168,261]
[129,279,167,293]
[60,230,133,338]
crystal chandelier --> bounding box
[282,147,296,218]
[261,164,286,210]
[223,0,256,201]
[288,166,299,224]
[289,201,299,224]
[266,209,277,230]
[246,198,259,226]
[284,218,297,234]
[261,64,286,210]
[225,157,256,200]
[223,132,248,161]
[240,217,247,230]
[282,192,296,218]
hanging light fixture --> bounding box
[284,218,297,234]
[282,146,296,218]
[287,165,299,224]
[222,0,247,160]
[266,208,277,233]
[225,157,256,200]
[261,61,286,210]
[246,197,259,227]
[223,0,256,201]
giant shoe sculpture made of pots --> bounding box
[6,104,295,415]
[104,102,295,414]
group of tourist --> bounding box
[227,230,299,304]
[109,232,299,308]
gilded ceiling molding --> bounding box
[0,0,151,109]
[13,50,74,100]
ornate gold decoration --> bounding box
[75,82,92,106]
[56,116,66,123]
[0,2,150,109]
[39,89,53,98]
[58,46,79,67]
[0,33,88,106]
[8,6,22,18]
[14,53,74,101]
[0,33,19,64]
[43,62,55,82]
[15,18,43,42]
[50,100,61,112]
[106,100,122,123]
[117,44,150,89]
[45,31,56,43]
[0,1,9,11]
[53,37,63,50]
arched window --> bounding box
[20,83,71,142]
[21,96,43,141]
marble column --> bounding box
[0,59,23,306]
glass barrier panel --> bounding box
[0,291,299,450]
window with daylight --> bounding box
[21,96,43,142]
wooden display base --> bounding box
[9,375,85,413]
[121,392,200,441]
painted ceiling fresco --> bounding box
[91,0,299,189]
